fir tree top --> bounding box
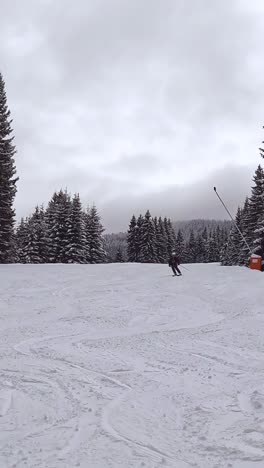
[0,72,18,263]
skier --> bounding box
[169,251,182,276]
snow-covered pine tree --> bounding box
[18,207,48,264]
[37,205,49,262]
[86,205,105,263]
[0,73,18,263]
[252,166,264,256]
[115,245,124,263]
[29,206,48,263]
[221,226,229,245]
[220,241,227,266]
[215,229,221,262]
[138,210,157,263]
[221,208,243,266]
[221,236,234,266]
[196,234,207,263]
[65,194,86,263]
[186,229,197,263]
[206,230,220,263]
[202,227,208,242]
[164,217,176,257]
[153,216,159,261]
[135,214,144,261]
[201,227,209,262]
[238,197,251,265]
[127,215,137,262]
[163,217,169,254]
[247,165,264,252]
[23,215,41,263]
[156,217,167,263]
[45,189,72,263]
[175,229,185,261]
[15,218,29,263]
[216,226,222,253]
[253,215,264,258]
[167,218,176,253]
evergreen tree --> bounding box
[216,225,222,252]
[207,230,220,263]
[220,241,228,266]
[156,217,167,263]
[164,218,176,256]
[18,207,48,264]
[30,206,48,263]
[221,208,243,265]
[153,216,158,232]
[45,190,72,263]
[23,215,41,263]
[252,167,264,255]
[65,194,86,263]
[221,165,264,267]
[16,218,29,263]
[127,215,137,262]
[254,215,264,258]
[248,165,264,251]
[221,235,235,266]
[202,227,208,242]
[153,216,159,261]
[201,227,209,262]
[238,197,251,265]
[0,73,18,263]
[115,245,124,263]
[196,234,207,263]
[135,214,144,261]
[167,219,176,252]
[37,205,49,262]
[221,226,229,244]
[253,215,264,257]
[138,210,157,263]
[86,205,105,263]
[186,230,197,263]
[175,229,185,260]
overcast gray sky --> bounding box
[1,0,263,232]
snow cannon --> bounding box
[250,254,262,271]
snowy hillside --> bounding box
[0,263,264,468]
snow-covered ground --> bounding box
[0,263,264,468]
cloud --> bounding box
[1,0,263,231]
[100,164,255,232]
[106,153,162,175]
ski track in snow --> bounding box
[0,263,264,467]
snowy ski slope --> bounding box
[0,263,264,468]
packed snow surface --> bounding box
[0,263,264,468]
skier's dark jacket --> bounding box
[168,255,180,267]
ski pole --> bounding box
[213,187,252,254]
[181,265,190,272]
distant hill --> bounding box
[173,219,232,238]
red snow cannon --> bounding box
[250,254,262,271]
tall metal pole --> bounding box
[213,187,252,255]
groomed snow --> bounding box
[0,263,264,468]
